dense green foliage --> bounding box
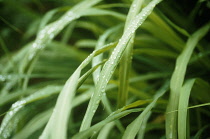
[0,0,210,138]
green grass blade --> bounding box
[39,65,82,139]
[80,0,162,131]
[83,8,126,21]
[19,0,102,89]
[97,122,115,139]
[1,1,210,138]
[12,108,53,139]
[61,21,76,44]
[118,0,144,108]
[122,81,168,139]
[77,60,106,88]
[157,11,190,37]
[137,111,151,139]
[91,25,125,132]
[73,108,144,139]
[0,86,62,138]
[38,8,60,32]
[178,79,195,139]
[92,25,122,84]
[75,39,97,48]
[39,42,115,139]
[0,86,94,139]
[166,23,210,139]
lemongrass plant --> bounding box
[0,0,210,139]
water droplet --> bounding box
[101,86,105,92]
[96,100,100,105]
[96,75,99,82]
[106,79,108,83]
[131,29,135,34]
[32,43,37,48]
[49,34,54,39]
[0,75,6,82]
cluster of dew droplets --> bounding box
[10,100,26,114]
[91,72,108,115]
[95,0,154,117]
[0,75,8,82]
[0,100,26,138]
[123,0,160,45]
[85,0,162,128]
[29,11,80,62]
[101,75,106,93]
[130,4,137,13]
[62,11,80,22]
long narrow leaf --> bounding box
[122,81,168,139]
[39,42,115,139]
[178,79,195,139]
[118,0,144,108]
[73,108,143,139]
[166,23,210,139]
[80,0,162,131]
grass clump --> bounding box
[0,0,210,138]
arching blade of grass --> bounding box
[77,60,106,88]
[20,4,128,90]
[73,108,144,139]
[157,11,190,37]
[19,0,102,89]
[80,0,162,132]
[166,23,210,139]
[38,6,80,32]
[122,81,168,139]
[97,122,115,139]
[11,87,94,139]
[137,111,151,139]
[75,21,104,35]
[39,43,115,139]
[12,108,53,139]
[118,0,144,108]
[141,21,184,52]
[38,8,60,32]
[149,12,186,45]
[0,42,33,97]
[61,21,76,44]
[0,43,115,139]
[92,25,125,132]
[82,8,126,20]
[0,86,62,139]
[75,39,97,48]
[178,79,195,139]
[92,25,122,85]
